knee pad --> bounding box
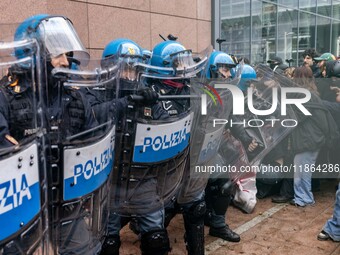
[206,182,231,215]
[100,235,120,255]
[183,200,206,224]
[140,229,170,255]
[207,178,235,196]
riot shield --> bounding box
[0,26,50,254]
[176,62,238,205]
[217,64,298,213]
[218,130,259,213]
[47,58,118,254]
[110,46,212,215]
[243,64,297,164]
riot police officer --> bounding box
[11,14,109,255]
[204,53,260,241]
[0,65,37,147]
[99,38,170,255]
[206,51,236,80]
[0,19,50,255]
[0,14,99,153]
[13,14,98,138]
[127,40,211,254]
[204,51,240,242]
[146,40,209,255]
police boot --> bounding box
[100,235,120,255]
[183,200,206,255]
[140,229,171,255]
[209,224,240,242]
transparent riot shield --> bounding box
[176,63,237,205]
[47,58,118,254]
[110,46,212,215]
[218,130,259,213]
[0,26,50,254]
[243,64,297,164]
[218,64,298,213]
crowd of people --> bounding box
[0,13,339,255]
[255,49,340,243]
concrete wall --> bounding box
[0,0,211,59]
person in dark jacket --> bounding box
[313,52,336,78]
[315,60,340,102]
[267,56,288,75]
[302,48,320,77]
[289,66,339,207]
[318,80,340,242]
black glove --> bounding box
[246,138,265,161]
[136,87,159,105]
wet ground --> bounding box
[119,179,340,255]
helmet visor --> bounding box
[38,17,89,65]
[216,64,232,79]
[120,55,145,81]
[169,50,195,69]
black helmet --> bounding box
[332,60,340,77]
[326,60,340,78]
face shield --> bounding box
[37,16,89,65]
[120,55,145,81]
[227,61,244,86]
[168,50,195,69]
[216,63,233,79]
[116,42,145,81]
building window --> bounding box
[215,0,340,65]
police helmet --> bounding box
[102,38,142,58]
[102,38,144,81]
[238,64,257,91]
[152,40,198,70]
[14,14,89,66]
[206,51,236,79]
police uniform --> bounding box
[0,70,36,147]
[0,65,101,255]
[146,78,207,255]
[204,105,257,242]
[100,78,171,255]
[47,73,103,255]
[148,78,191,117]
[47,87,98,137]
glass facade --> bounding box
[215,0,340,66]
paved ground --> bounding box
[119,179,340,255]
